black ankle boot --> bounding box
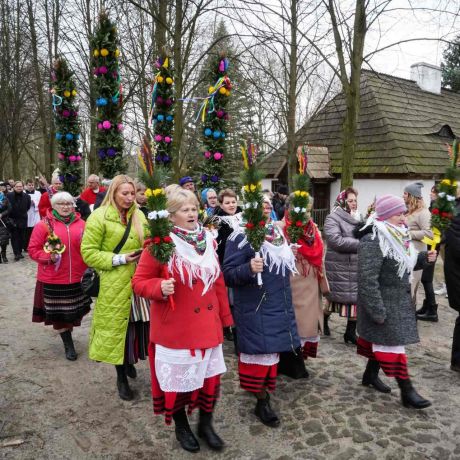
[197,410,224,451]
[254,393,280,427]
[344,320,357,345]
[173,409,200,453]
[396,378,431,409]
[115,365,134,401]
[278,348,309,379]
[125,364,137,379]
[417,304,438,322]
[323,314,331,336]
[416,299,428,316]
[60,330,77,361]
[362,359,391,393]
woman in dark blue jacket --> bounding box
[223,199,300,428]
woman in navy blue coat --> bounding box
[223,198,299,428]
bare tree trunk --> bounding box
[287,0,298,189]
[154,0,167,54]
[26,0,52,178]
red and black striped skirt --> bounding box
[357,337,409,379]
[147,342,221,425]
[238,359,278,393]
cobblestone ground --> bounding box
[1,247,460,460]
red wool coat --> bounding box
[28,211,87,284]
[80,186,106,205]
[132,248,233,350]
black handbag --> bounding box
[82,216,133,297]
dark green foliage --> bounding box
[52,58,82,196]
[442,35,460,92]
[91,10,126,178]
[151,53,174,167]
[287,174,311,243]
[199,53,231,189]
[241,164,266,252]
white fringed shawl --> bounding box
[169,227,221,295]
[362,216,418,279]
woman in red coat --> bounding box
[28,191,91,361]
[132,188,233,454]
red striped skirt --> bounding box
[302,341,318,359]
[357,337,409,379]
[148,342,221,425]
[238,359,278,393]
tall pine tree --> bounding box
[442,35,460,92]
[91,11,126,178]
[52,57,82,196]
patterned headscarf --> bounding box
[333,190,350,213]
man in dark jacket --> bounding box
[272,185,288,220]
[7,181,31,261]
[445,196,460,372]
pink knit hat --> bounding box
[375,194,407,221]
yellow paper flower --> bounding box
[93,49,99,57]
[441,179,451,185]
[208,86,215,94]
[63,90,71,98]
[71,89,77,96]
[145,188,153,197]
[100,48,109,57]
[157,76,164,84]
[226,90,231,97]
[243,185,250,192]
[114,49,120,57]
[301,191,309,197]
[250,184,257,192]
[153,188,164,196]
[166,77,173,85]
[219,87,227,95]
[294,190,301,196]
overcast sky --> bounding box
[364,0,459,79]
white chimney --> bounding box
[410,62,441,94]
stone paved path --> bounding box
[1,248,459,459]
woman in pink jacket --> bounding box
[28,191,91,361]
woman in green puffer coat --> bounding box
[81,175,147,401]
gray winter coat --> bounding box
[324,207,360,304]
[357,232,427,346]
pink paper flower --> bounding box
[97,123,103,130]
[58,153,65,160]
[102,120,111,129]
[69,155,77,162]
[62,110,70,118]
[216,110,224,118]
[99,66,108,74]
[204,151,211,159]
[164,136,171,143]
[76,156,82,161]
[117,123,124,131]
[154,134,163,142]
[214,152,223,160]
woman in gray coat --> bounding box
[356,194,436,409]
[324,188,362,344]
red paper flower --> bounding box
[153,236,161,244]
[441,212,452,218]
[259,220,266,227]
[295,220,303,227]
[163,236,172,244]
[246,222,255,229]
[432,208,440,215]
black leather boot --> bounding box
[278,348,309,379]
[417,304,438,322]
[60,330,77,361]
[223,326,234,341]
[197,410,224,451]
[1,248,8,263]
[396,378,431,409]
[323,314,331,336]
[125,363,137,379]
[344,320,357,345]
[416,299,429,316]
[362,359,391,393]
[173,409,200,453]
[254,393,280,427]
[115,365,134,401]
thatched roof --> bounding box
[263,70,460,178]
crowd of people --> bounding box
[1,173,459,453]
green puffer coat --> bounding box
[81,204,147,365]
